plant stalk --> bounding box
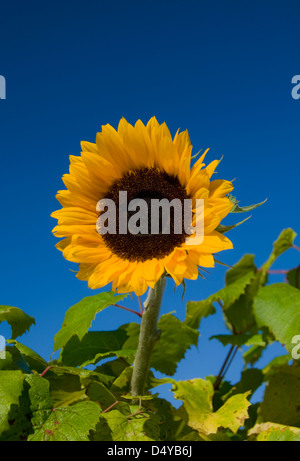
[130,275,166,396]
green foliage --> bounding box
[172,378,251,436]
[0,228,299,441]
[53,292,127,352]
[151,314,199,375]
[258,362,300,427]
[0,305,35,339]
[286,266,300,289]
[248,423,300,441]
[254,283,300,354]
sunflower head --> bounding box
[51,117,234,295]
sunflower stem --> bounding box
[130,275,166,397]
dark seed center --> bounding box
[101,168,190,262]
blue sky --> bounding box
[1,0,300,403]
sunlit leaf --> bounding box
[253,283,300,353]
[0,306,35,339]
[172,378,250,435]
[53,291,127,352]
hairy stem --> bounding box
[130,275,166,396]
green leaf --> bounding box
[0,370,25,436]
[46,365,112,387]
[0,306,35,339]
[225,254,256,285]
[262,354,291,378]
[287,266,300,289]
[6,340,48,373]
[122,393,156,401]
[0,346,32,372]
[151,314,199,375]
[211,331,265,348]
[46,369,86,408]
[111,366,133,393]
[28,400,101,441]
[172,378,250,435]
[228,194,267,213]
[258,363,300,427]
[50,389,87,408]
[248,422,300,441]
[184,299,216,330]
[96,358,130,382]
[185,255,257,333]
[216,231,297,337]
[87,381,117,410]
[25,374,53,427]
[260,228,297,277]
[253,283,300,354]
[71,313,200,377]
[53,291,127,352]
[243,344,265,366]
[102,409,160,441]
[218,254,257,309]
[225,368,264,400]
[60,329,135,367]
[221,255,259,334]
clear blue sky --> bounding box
[1,0,300,403]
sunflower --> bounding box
[51,117,234,296]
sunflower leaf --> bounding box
[6,340,48,374]
[260,228,297,277]
[53,291,127,353]
[151,314,199,375]
[253,283,300,354]
[28,400,101,441]
[185,255,257,332]
[248,422,300,441]
[257,362,300,427]
[287,266,300,289]
[0,306,35,339]
[60,329,136,367]
[0,370,25,436]
[172,378,251,435]
[100,409,160,441]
